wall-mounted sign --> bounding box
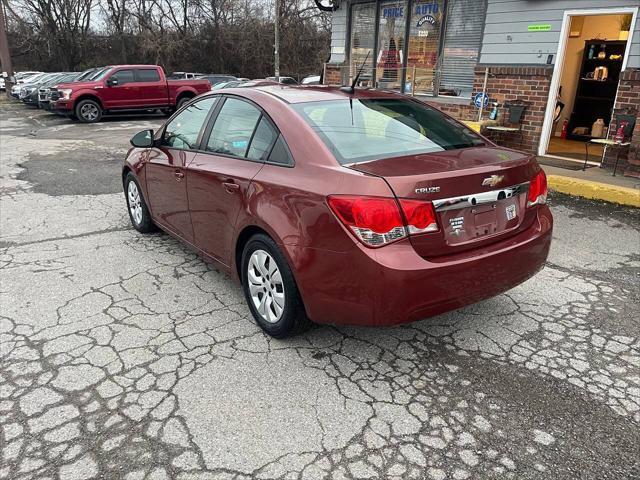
[416,14,437,28]
[528,24,551,32]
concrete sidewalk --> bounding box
[540,162,640,207]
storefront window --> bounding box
[350,3,376,86]
[439,0,485,97]
[406,0,443,95]
[376,0,407,91]
[347,0,486,98]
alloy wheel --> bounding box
[80,103,99,121]
[127,181,143,226]
[247,249,285,323]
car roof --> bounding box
[250,85,401,104]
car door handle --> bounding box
[223,182,240,194]
[174,170,184,180]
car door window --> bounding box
[206,98,261,157]
[136,69,161,82]
[247,117,278,161]
[110,69,135,85]
[161,97,218,150]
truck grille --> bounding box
[50,89,60,101]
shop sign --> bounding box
[415,3,439,15]
[416,15,437,28]
[383,6,404,18]
[527,24,551,32]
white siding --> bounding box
[480,0,640,68]
[329,5,348,63]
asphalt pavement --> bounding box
[1,101,639,480]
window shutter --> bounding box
[439,0,486,97]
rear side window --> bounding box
[136,69,161,82]
[268,136,294,166]
[205,98,261,157]
[162,97,218,150]
[247,117,278,161]
[110,69,134,85]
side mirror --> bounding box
[106,77,118,87]
[130,129,154,148]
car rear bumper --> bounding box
[289,205,553,327]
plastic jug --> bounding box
[591,118,605,138]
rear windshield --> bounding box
[292,98,485,165]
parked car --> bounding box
[49,65,210,123]
[197,74,238,87]
[11,72,47,97]
[122,86,552,337]
[168,72,204,80]
[19,73,61,103]
[211,80,243,90]
[301,75,321,85]
[38,72,83,109]
[0,77,5,91]
[267,76,298,85]
[14,71,42,83]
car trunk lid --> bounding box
[347,146,540,258]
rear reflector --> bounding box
[327,195,439,248]
[527,170,547,207]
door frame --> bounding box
[538,6,639,157]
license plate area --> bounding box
[440,195,524,246]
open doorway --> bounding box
[540,8,637,167]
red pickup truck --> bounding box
[49,65,210,123]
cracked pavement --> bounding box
[1,102,639,480]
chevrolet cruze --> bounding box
[123,86,552,337]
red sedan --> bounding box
[123,86,552,337]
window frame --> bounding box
[346,0,486,98]
[107,68,135,86]
[134,68,161,83]
[157,95,221,152]
[197,94,295,168]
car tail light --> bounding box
[527,170,547,207]
[399,199,438,234]
[327,195,439,248]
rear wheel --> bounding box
[241,234,311,338]
[75,99,102,123]
[176,96,191,110]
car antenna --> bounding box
[341,51,370,95]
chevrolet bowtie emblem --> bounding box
[482,175,504,187]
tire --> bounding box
[124,172,156,233]
[241,234,311,338]
[176,96,191,110]
[75,98,102,123]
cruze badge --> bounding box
[415,186,441,194]
[482,175,504,187]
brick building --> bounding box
[323,0,640,176]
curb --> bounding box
[547,175,640,207]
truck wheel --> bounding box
[75,99,102,123]
[176,96,191,110]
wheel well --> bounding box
[177,91,195,103]
[122,166,132,187]
[75,94,102,111]
[235,225,270,280]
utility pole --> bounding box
[0,0,14,98]
[274,0,280,81]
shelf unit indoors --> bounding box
[567,39,626,141]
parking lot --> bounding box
[1,101,639,479]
